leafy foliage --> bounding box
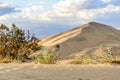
[0,24,38,62]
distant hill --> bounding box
[38,22,120,59]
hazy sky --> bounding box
[0,0,120,37]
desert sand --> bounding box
[0,22,120,80]
[0,63,120,80]
[37,22,120,59]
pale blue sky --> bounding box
[0,0,120,37]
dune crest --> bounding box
[38,22,120,58]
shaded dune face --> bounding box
[38,22,120,59]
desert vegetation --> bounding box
[0,24,38,63]
[0,24,59,64]
[31,47,58,64]
[68,47,120,64]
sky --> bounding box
[0,0,120,38]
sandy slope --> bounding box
[38,22,120,47]
[0,63,120,80]
[37,22,120,59]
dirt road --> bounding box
[0,63,120,80]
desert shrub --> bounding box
[0,24,38,62]
[0,55,13,63]
[69,48,120,64]
[95,48,116,64]
[110,56,120,64]
[31,47,58,64]
[68,55,95,64]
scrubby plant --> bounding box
[0,24,38,63]
[0,55,13,63]
[68,55,95,64]
[31,47,58,64]
[69,48,120,64]
[110,56,120,64]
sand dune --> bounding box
[38,22,120,58]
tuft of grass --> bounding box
[0,55,22,63]
[68,55,95,64]
[111,57,120,64]
[0,56,13,63]
[31,47,58,64]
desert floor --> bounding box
[0,63,120,80]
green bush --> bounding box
[0,24,38,63]
[32,47,58,64]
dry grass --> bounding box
[68,56,120,65]
[31,47,58,64]
[68,55,94,64]
[68,46,120,64]
[0,55,22,63]
[68,53,120,64]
